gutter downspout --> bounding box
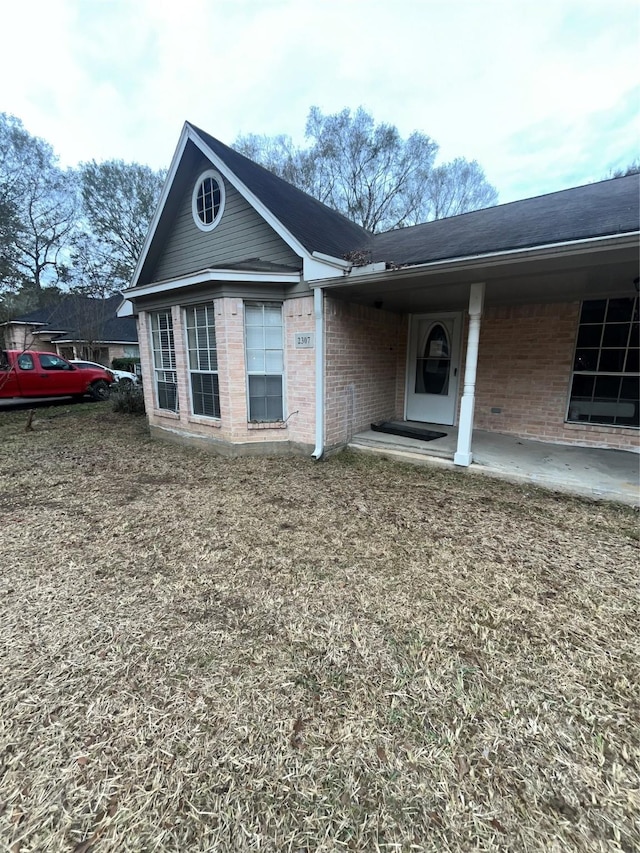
[312,286,324,460]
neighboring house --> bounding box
[2,294,139,368]
[120,121,639,463]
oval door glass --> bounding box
[415,323,450,395]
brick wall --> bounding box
[139,296,316,453]
[324,297,407,448]
[473,302,638,451]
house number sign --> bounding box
[294,332,314,349]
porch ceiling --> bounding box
[318,238,639,313]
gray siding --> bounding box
[151,155,301,283]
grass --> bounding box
[0,402,638,852]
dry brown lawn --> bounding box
[0,402,638,852]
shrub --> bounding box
[112,383,146,415]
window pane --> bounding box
[152,312,177,410]
[625,349,639,373]
[157,380,177,411]
[246,350,265,372]
[249,375,266,396]
[265,326,283,348]
[599,349,626,372]
[606,298,634,323]
[245,305,263,325]
[594,375,621,400]
[246,327,264,349]
[574,349,598,371]
[266,375,282,395]
[576,325,602,348]
[617,377,639,426]
[264,305,283,326]
[602,324,630,347]
[570,298,639,428]
[265,350,283,372]
[266,394,283,421]
[191,373,220,418]
[571,374,594,399]
[580,300,606,324]
[244,304,284,422]
[184,304,218,417]
[249,396,266,421]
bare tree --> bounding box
[424,158,499,220]
[234,106,498,232]
[0,113,77,296]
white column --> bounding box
[454,282,485,467]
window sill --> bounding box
[247,421,287,430]
[564,420,639,433]
[153,409,180,420]
[188,415,222,427]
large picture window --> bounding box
[244,302,284,422]
[185,304,220,418]
[568,297,639,427]
[150,311,178,412]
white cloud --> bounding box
[1,0,638,202]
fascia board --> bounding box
[0,320,46,327]
[129,124,191,289]
[56,338,137,344]
[124,267,302,299]
[312,232,640,288]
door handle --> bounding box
[454,368,457,377]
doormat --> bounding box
[370,421,447,442]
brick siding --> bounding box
[473,302,638,451]
[139,296,316,452]
[324,297,406,448]
[138,296,637,456]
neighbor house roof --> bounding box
[10,294,138,343]
[368,174,640,267]
[188,123,372,260]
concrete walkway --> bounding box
[349,423,640,507]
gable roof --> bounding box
[187,123,372,259]
[132,119,639,297]
[9,294,138,343]
[370,174,640,267]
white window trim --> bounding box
[150,310,178,412]
[191,169,225,233]
[244,301,286,423]
[565,296,639,429]
[183,304,221,420]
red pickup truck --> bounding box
[0,350,114,401]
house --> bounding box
[2,294,139,368]
[120,121,639,463]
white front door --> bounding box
[406,313,461,424]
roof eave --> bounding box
[123,266,302,300]
[312,231,640,288]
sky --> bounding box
[1,0,638,205]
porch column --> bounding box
[454,282,485,467]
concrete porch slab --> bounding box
[349,422,640,507]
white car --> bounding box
[70,360,140,385]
